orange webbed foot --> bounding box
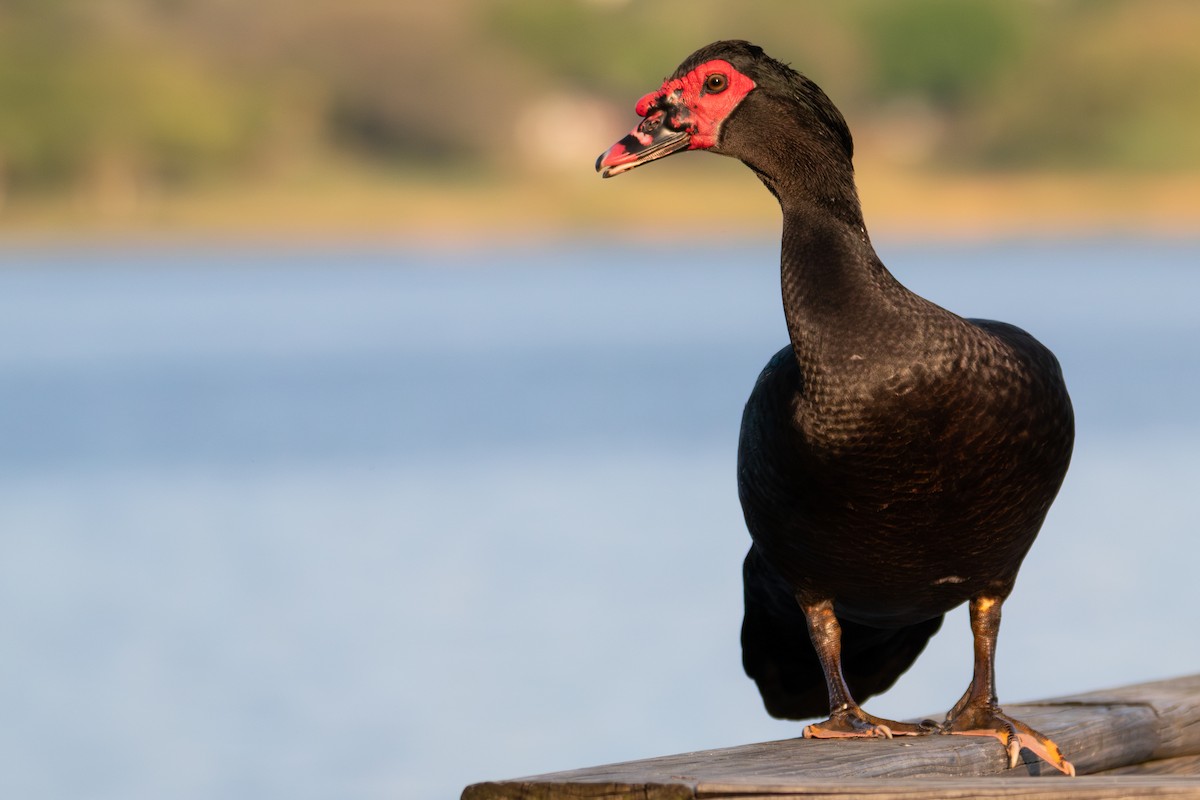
[941,705,1075,776]
[804,707,936,740]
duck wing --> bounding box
[741,543,943,720]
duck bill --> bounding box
[596,109,692,178]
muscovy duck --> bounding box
[597,40,1076,776]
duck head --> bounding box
[596,40,854,184]
[596,54,757,177]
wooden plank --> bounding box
[1101,755,1200,777]
[1047,674,1200,761]
[693,777,1200,799]
[462,674,1200,799]
[461,775,1200,799]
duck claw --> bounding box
[942,706,1075,776]
[804,708,931,740]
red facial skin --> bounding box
[597,59,757,175]
[633,59,757,150]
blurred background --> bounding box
[0,0,1198,236]
[1,2,1199,800]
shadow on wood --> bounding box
[463,674,1200,799]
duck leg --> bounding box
[940,596,1076,776]
[798,597,932,739]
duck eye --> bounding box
[704,73,727,93]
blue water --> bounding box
[1,237,1198,799]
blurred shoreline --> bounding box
[0,167,1195,246]
[4,1,1198,251]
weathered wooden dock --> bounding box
[463,674,1200,799]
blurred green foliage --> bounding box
[0,0,267,193]
[0,0,1196,203]
[857,0,1027,109]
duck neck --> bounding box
[775,191,911,372]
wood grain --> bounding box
[462,674,1200,799]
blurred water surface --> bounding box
[0,237,1197,799]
